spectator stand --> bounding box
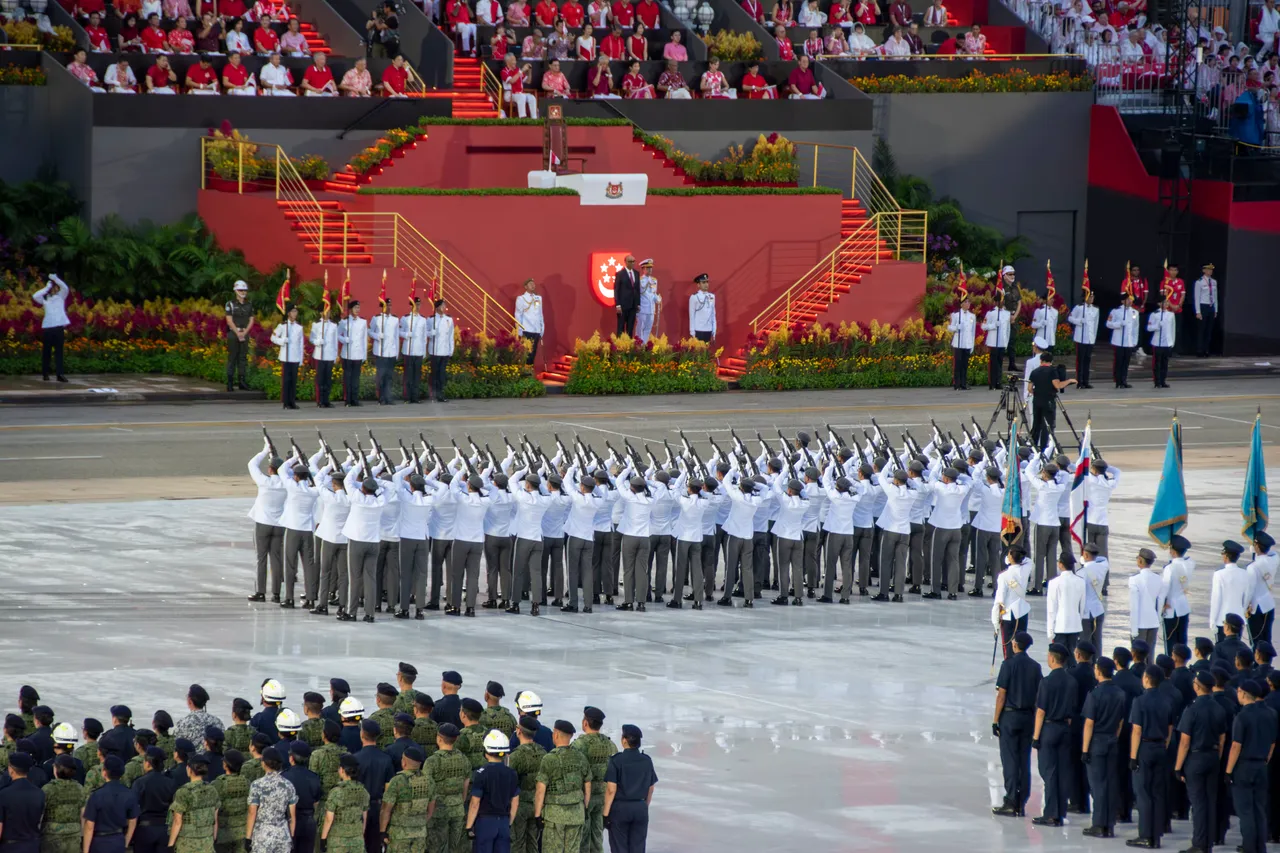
[821,51,1082,75]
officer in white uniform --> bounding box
[248,437,288,603]
[1128,547,1164,648]
[1247,531,1277,643]
[309,302,338,408]
[426,298,456,403]
[1046,552,1087,652]
[689,274,716,342]
[1159,534,1194,654]
[1084,460,1120,559]
[280,450,324,608]
[1193,262,1218,357]
[635,260,661,344]
[270,303,305,410]
[992,545,1033,659]
[337,301,369,407]
[1079,543,1108,651]
[514,279,544,365]
[1067,288,1099,388]
[1209,539,1254,641]
[1030,294,1057,352]
[1146,299,1176,388]
[399,298,429,403]
[1105,293,1140,388]
[982,289,1013,390]
[947,296,976,391]
[369,303,401,404]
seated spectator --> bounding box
[446,0,477,54]
[663,29,687,59]
[141,14,170,52]
[964,22,986,53]
[904,20,924,53]
[168,15,196,51]
[825,26,850,54]
[490,25,515,59]
[656,58,690,97]
[888,0,911,27]
[562,0,585,26]
[742,0,764,24]
[75,0,105,20]
[587,0,608,26]
[829,0,852,33]
[340,56,373,95]
[611,0,634,28]
[853,0,877,24]
[600,22,625,58]
[627,21,647,58]
[798,0,825,26]
[577,22,597,59]
[622,58,654,96]
[381,52,410,96]
[501,54,538,115]
[635,0,659,28]
[882,23,911,55]
[185,54,220,93]
[220,0,248,19]
[259,51,295,94]
[146,54,179,91]
[254,18,279,52]
[249,0,288,21]
[771,0,794,27]
[922,0,945,25]
[222,50,255,92]
[302,52,337,94]
[541,57,571,96]
[105,56,139,91]
[775,23,796,57]
[226,17,252,52]
[161,0,191,19]
[68,49,107,91]
[118,13,144,50]
[700,55,736,97]
[477,0,503,24]
[547,20,573,58]
[587,53,619,96]
[522,28,547,58]
[740,58,775,97]
[802,27,822,56]
[85,12,112,51]
[1120,27,1145,62]
[533,0,557,26]
[786,53,824,97]
[507,0,531,25]
[849,21,875,53]
[194,12,223,52]
[281,18,310,55]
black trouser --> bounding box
[1007,339,1017,371]
[1152,345,1172,386]
[541,535,565,600]
[342,358,363,404]
[648,533,671,597]
[363,800,382,853]
[402,354,424,402]
[132,821,168,853]
[1163,614,1188,655]
[1075,343,1093,385]
[293,812,316,853]
[1087,738,1119,829]
[1197,304,1216,355]
[694,331,712,343]
[1113,345,1133,386]
[1249,608,1275,644]
[700,532,718,599]
[617,307,636,337]
[607,800,649,853]
[255,522,285,596]
[1184,750,1219,851]
[988,346,1005,388]
[952,347,971,389]
[522,332,540,364]
[1030,400,1056,451]
[999,708,1034,809]
[566,535,593,608]
[1234,759,1268,853]
[429,354,450,400]
[374,355,397,402]
[723,534,754,600]
[851,526,874,591]
[1000,614,1028,660]
[315,359,334,404]
[281,361,299,408]
[430,538,451,607]
[1135,740,1168,843]
[42,326,66,378]
[226,332,249,387]
[1039,720,1072,820]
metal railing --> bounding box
[481,60,505,116]
[791,141,919,219]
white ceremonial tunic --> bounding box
[689,291,716,336]
[982,308,1011,349]
[271,320,305,363]
[515,293,544,335]
[1047,569,1087,636]
[310,318,338,362]
[1068,303,1099,345]
[1209,562,1254,628]
[337,316,369,360]
[948,309,976,349]
[399,313,429,357]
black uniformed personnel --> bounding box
[992,632,1043,818]
[225,282,255,391]
[323,680,350,725]
[1170,644,1196,706]
[1032,643,1078,826]
[603,724,657,853]
[385,715,415,770]
[467,743,520,850]
[83,755,140,853]
[1112,647,1143,823]
[1174,671,1228,853]
[132,747,176,853]
[1229,679,1279,853]
[1213,613,1252,666]
[168,739,195,785]
[1154,654,1188,821]
[1128,665,1173,849]
[354,721,394,853]
[0,753,45,853]
[1082,656,1126,838]
[1211,664,1240,846]
[431,672,463,729]
[98,708,135,765]
[284,741,322,853]
[200,728,226,782]
[27,709,54,764]
[1068,641,1097,814]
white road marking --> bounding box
[1145,406,1278,430]
[550,421,663,443]
[0,456,104,462]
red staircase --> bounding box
[281,11,332,54]
[632,136,697,184]
[539,354,574,386]
[277,199,373,264]
[449,57,500,118]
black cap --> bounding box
[392,713,412,726]
[1241,679,1266,698]
[438,723,459,738]
[19,686,38,702]
[361,720,381,736]
[1195,671,1215,689]
[110,705,132,719]
[460,697,484,716]
[1258,641,1277,659]
[153,710,173,730]
[1257,531,1276,551]
[233,698,254,714]
[304,692,325,704]
[1169,534,1191,552]
[175,738,196,756]
[224,749,246,772]
[519,715,540,734]
[486,681,505,698]
[1225,613,1245,629]
[621,723,642,741]
[554,720,576,736]
[289,741,312,760]
[1013,631,1033,649]
[442,670,462,686]
[204,726,224,743]
[1076,640,1096,656]
[145,745,167,763]
[404,745,426,763]
[1223,539,1245,557]
[583,706,605,725]
[9,753,34,772]
[377,682,398,698]
[694,273,709,283]
[330,678,351,694]
[83,718,103,738]
[188,684,210,707]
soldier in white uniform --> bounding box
[1159,534,1194,654]
[1067,288,1099,388]
[1046,552,1087,652]
[1128,547,1164,648]
[992,545,1033,659]
[947,296,976,391]
[635,260,661,344]
[514,279,544,365]
[1083,460,1120,560]
[399,298,429,403]
[1146,299,1177,388]
[1105,292,1140,389]
[369,303,401,404]
[1193,262,1218,357]
[1030,293,1058,352]
[982,294,1012,390]
[426,299,456,403]
[1247,531,1277,643]
[270,303,305,410]
[1209,539,1254,642]
[247,438,288,603]
[309,301,338,408]
[689,274,716,342]
[337,301,368,407]
[1079,543,1108,651]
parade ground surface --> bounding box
[2,378,1278,852]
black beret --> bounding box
[224,749,246,772]
[1258,641,1277,659]
[621,724,642,741]
[151,711,173,731]
[1241,679,1266,699]
[54,754,78,770]
[1195,637,1215,655]
[361,719,381,736]
[1225,613,1245,629]
[1223,540,1245,557]
[377,682,398,697]
[188,684,210,707]
[16,739,33,753]
[1131,639,1150,654]
[83,718,104,738]
[330,678,351,694]
[394,713,414,726]
[460,698,484,716]
[110,705,132,719]
[1075,640,1095,656]
[486,681,505,698]
[204,726,224,743]
[339,754,361,774]
[413,694,434,710]
[583,706,605,724]
[554,720,576,736]
[519,715,540,734]
[101,755,124,776]
[9,713,30,730]
[9,753,34,772]
[19,686,38,701]
[404,745,426,763]
[438,723,459,738]
[251,733,273,750]
[1094,657,1115,678]
[1155,654,1174,671]
[289,741,311,759]
[1013,631,1033,649]
[145,745,167,763]
[399,662,418,677]
[303,692,325,704]
[1195,671,1215,689]
[233,698,254,713]
[174,738,196,756]
[442,671,463,686]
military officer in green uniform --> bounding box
[74,719,103,774]
[379,745,433,853]
[123,731,156,787]
[456,700,487,771]
[40,754,86,853]
[242,735,270,785]
[535,721,591,853]
[19,686,39,736]
[508,716,547,853]
[392,664,420,716]
[211,751,249,853]
[299,696,326,749]
[309,722,345,800]
[424,724,470,853]
[225,281,255,392]
[83,743,109,796]
[153,713,176,772]
[167,757,222,853]
[369,685,400,751]
[321,755,369,853]
[409,698,437,759]
[478,683,516,741]
[223,701,255,755]
[572,707,615,853]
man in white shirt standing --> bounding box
[427,298,455,403]
[399,296,429,403]
[1247,531,1277,643]
[1105,292,1139,389]
[689,274,716,342]
[1047,552,1087,651]
[339,463,388,622]
[872,467,917,602]
[32,273,71,383]
[1160,534,1194,654]
[1083,459,1120,561]
[1067,287,1099,388]
[948,296,976,391]
[992,546,1033,658]
[508,469,554,616]
[982,295,1012,390]
[270,302,305,410]
[1030,292,1058,353]
[1025,457,1067,593]
[514,279,544,365]
[247,437,288,603]
[369,300,400,404]
[279,451,323,609]
[635,260,661,344]
[1079,543,1108,651]
[1209,539,1253,642]
[1193,262,1218,358]
[337,300,368,406]
[1128,547,1164,648]
[310,300,338,408]
[920,466,972,599]
[1146,298,1176,389]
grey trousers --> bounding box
[648,534,671,596]
[700,533,718,599]
[752,531,770,590]
[399,538,429,611]
[254,522,285,596]
[449,539,483,609]
[673,539,704,604]
[1057,518,1073,557]
[777,537,804,597]
[620,534,651,605]
[852,526,874,590]
[1086,524,1110,558]
[1082,614,1105,652]
[1133,626,1157,648]
[565,535,594,607]
[880,529,910,594]
[484,534,514,603]
[907,522,925,585]
[430,538,451,606]
[346,539,379,618]
[803,530,821,589]
[377,540,401,611]
[824,531,854,599]
[318,540,347,607]
[1033,523,1059,590]
[608,530,623,595]
[724,534,755,600]
[514,537,545,604]
[541,536,565,600]
[974,530,1002,591]
[930,526,963,594]
[283,528,315,602]
[590,530,611,597]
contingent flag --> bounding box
[1069,421,1092,548]
[1001,428,1024,546]
[1242,408,1270,538]
[1148,417,1188,545]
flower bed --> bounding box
[919,266,1074,355]
[0,64,47,86]
[634,131,799,184]
[564,333,726,395]
[851,70,1094,94]
[700,30,763,61]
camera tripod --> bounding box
[981,372,1085,452]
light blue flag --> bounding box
[1001,429,1024,546]
[1148,418,1187,545]
[1242,410,1270,539]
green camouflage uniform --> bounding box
[457,724,486,771]
[478,706,517,740]
[169,779,222,853]
[224,724,255,754]
[212,772,251,853]
[22,712,35,737]
[73,742,100,773]
[156,734,177,770]
[298,718,325,748]
[409,719,438,757]
[537,746,589,853]
[309,743,345,799]
[0,741,13,774]
[83,765,106,796]
[323,780,370,853]
[122,754,146,787]
[392,689,419,716]
[40,778,86,853]
[241,757,265,785]
[424,749,470,853]
[572,734,616,853]
[507,742,546,853]
[384,768,434,853]
[368,708,398,750]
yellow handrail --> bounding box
[792,141,918,220]
[481,61,504,117]
[404,63,428,94]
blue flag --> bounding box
[1001,430,1024,546]
[1242,410,1269,539]
[1148,418,1188,545]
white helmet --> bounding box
[275,708,302,733]
[1001,265,1016,275]
[483,729,511,755]
[339,697,365,720]
[261,680,286,702]
[52,722,78,745]
[514,691,542,715]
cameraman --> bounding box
[366,2,399,57]
[1026,353,1076,451]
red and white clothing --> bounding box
[225,27,252,53]
[701,68,736,97]
[382,64,409,95]
[576,34,596,59]
[560,0,584,25]
[490,33,509,59]
[923,1,946,23]
[501,65,537,116]
[657,68,689,97]
[477,0,504,23]
[69,61,105,90]
[772,1,793,25]
[86,24,112,51]
[168,26,195,53]
[622,70,653,97]
[635,0,660,26]
[533,0,557,25]
[521,35,546,57]
[626,31,646,58]
[280,29,309,55]
[828,2,851,28]
[853,0,876,22]
[542,70,570,97]
[1162,276,1186,312]
[803,34,822,56]
[141,24,170,52]
[221,0,247,16]
[341,67,372,96]
[302,62,336,95]
[119,25,143,51]
[160,0,190,17]
[600,32,624,58]
[146,63,177,92]
[254,25,279,53]
[506,0,530,23]
[964,31,986,53]
[223,60,256,94]
[586,0,608,25]
[824,29,849,54]
[186,63,219,93]
[741,0,764,21]
[104,63,139,92]
[259,60,294,94]
[446,0,476,52]
[249,0,287,19]
[741,70,775,98]
[776,35,795,58]
[610,0,633,26]
[587,63,618,97]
